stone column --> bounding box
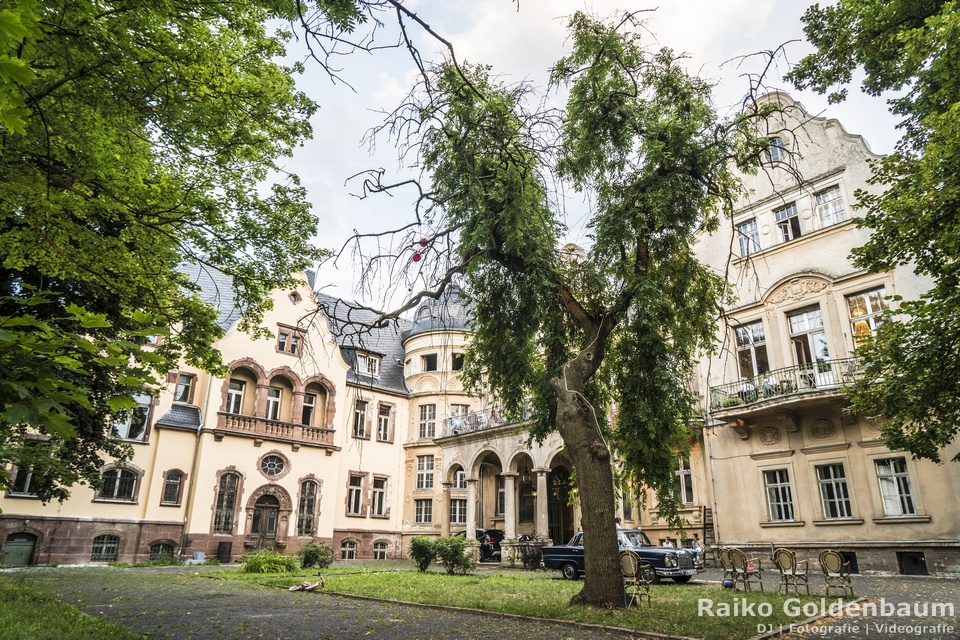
[466,478,479,555]
[535,468,550,541]
[440,481,452,536]
[502,472,518,540]
[255,384,269,418]
[291,390,305,425]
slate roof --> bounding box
[155,403,202,430]
[179,261,243,332]
[314,292,411,394]
[402,285,473,340]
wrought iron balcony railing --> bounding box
[709,357,859,411]
[439,405,532,438]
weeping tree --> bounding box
[341,12,765,607]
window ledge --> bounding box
[873,515,931,525]
[812,518,864,526]
[759,520,806,528]
[370,514,390,520]
[346,513,366,518]
[4,493,39,500]
[93,498,139,505]
[159,502,182,507]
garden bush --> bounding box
[298,542,334,569]
[434,535,475,575]
[408,536,436,572]
[239,548,299,573]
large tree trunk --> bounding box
[550,357,623,607]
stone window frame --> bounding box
[173,372,197,404]
[346,472,367,517]
[94,464,144,503]
[160,468,186,506]
[296,477,320,536]
[212,468,245,535]
[257,451,290,480]
[371,475,389,518]
[91,533,121,561]
[376,402,394,443]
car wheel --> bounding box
[561,563,580,580]
[672,575,693,584]
[639,565,660,584]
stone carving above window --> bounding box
[810,418,836,440]
[759,426,782,446]
[769,278,829,304]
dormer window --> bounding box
[357,353,380,377]
[417,306,432,321]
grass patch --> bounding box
[258,571,838,639]
[0,576,144,640]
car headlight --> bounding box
[664,553,678,568]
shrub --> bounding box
[408,536,436,572]
[298,542,334,569]
[434,535,475,575]
[238,548,299,573]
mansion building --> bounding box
[2,93,959,575]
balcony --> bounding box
[709,358,858,427]
[215,412,340,452]
[438,405,530,438]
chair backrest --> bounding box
[620,550,640,581]
[819,550,847,575]
[728,547,748,570]
[718,547,733,570]
[774,548,795,572]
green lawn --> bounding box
[229,569,834,639]
[0,577,144,640]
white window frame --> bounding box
[737,218,760,257]
[372,477,387,517]
[227,379,245,414]
[112,395,151,441]
[496,475,505,516]
[454,469,467,489]
[815,185,846,227]
[765,137,786,163]
[875,457,916,516]
[450,498,467,524]
[174,374,194,403]
[302,393,316,426]
[357,353,381,377]
[735,320,769,380]
[377,404,392,441]
[373,541,388,560]
[846,287,888,348]
[289,334,300,355]
[266,387,282,421]
[353,400,368,438]
[277,332,289,352]
[341,540,357,559]
[774,202,801,243]
[418,404,436,438]
[348,475,364,516]
[416,455,434,489]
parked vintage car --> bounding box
[540,528,703,583]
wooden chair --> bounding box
[819,549,854,597]
[773,548,809,595]
[728,547,764,592]
[717,547,735,584]
[620,550,651,608]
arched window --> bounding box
[161,470,183,505]
[98,468,138,501]
[149,542,174,561]
[297,480,318,536]
[91,534,120,561]
[214,472,240,533]
[340,540,357,560]
[373,541,388,560]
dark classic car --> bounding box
[540,528,703,583]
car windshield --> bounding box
[619,530,653,547]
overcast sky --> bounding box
[288,1,900,305]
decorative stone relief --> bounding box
[769,278,829,303]
[415,376,440,391]
[759,426,781,446]
[810,418,836,440]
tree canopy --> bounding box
[788,0,960,462]
[348,11,765,606]
[0,0,326,500]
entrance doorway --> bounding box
[4,532,37,567]
[251,494,280,549]
[547,468,574,545]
